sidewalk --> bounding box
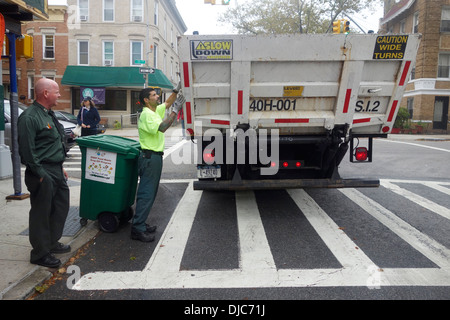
[0,125,183,300]
[0,128,446,300]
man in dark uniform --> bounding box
[18,78,71,268]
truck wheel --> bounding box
[98,212,119,233]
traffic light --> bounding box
[332,20,341,34]
[4,34,33,60]
[343,20,350,33]
[16,34,33,59]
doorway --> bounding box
[433,96,449,130]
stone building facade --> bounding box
[381,0,450,132]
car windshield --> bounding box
[56,111,77,121]
[3,100,27,117]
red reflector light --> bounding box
[355,147,368,161]
[203,149,215,164]
[283,162,289,168]
[295,161,302,167]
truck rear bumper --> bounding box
[193,178,380,191]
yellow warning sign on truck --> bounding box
[283,86,304,97]
[373,35,408,60]
[190,40,233,60]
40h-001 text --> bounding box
[250,99,297,112]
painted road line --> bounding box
[381,139,450,153]
[381,180,450,220]
[71,180,450,291]
[340,188,450,269]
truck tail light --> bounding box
[355,147,368,161]
[203,149,215,164]
[276,160,304,169]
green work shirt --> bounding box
[17,101,66,179]
[138,104,166,152]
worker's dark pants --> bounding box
[132,152,163,233]
[25,163,69,262]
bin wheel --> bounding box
[98,212,119,233]
[80,218,88,227]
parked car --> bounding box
[54,110,106,134]
[3,100,76,152]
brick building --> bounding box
[3,0,187,125]
[15,4,70,111]
[381,0,450,132]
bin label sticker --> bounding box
[85,148,117,184]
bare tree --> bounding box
[218,0,381,34]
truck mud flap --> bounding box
[193,178,380,191]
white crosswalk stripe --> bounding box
[72,179,450,291]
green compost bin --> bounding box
[76,135,141,232]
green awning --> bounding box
[61,66,174,89]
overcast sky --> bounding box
[48,0,383,35]
[175,0,384,35]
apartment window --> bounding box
[407,98,414,119]
[153,43,158,68]
[131,41,143,65]
[400,20,406,33]
[154,1,159,25]
[438,53,450,78]
[131,0,143,22]
[103,41,114,66]
[78,40,89,65]
[410,67,416,81]
[164,16,167,39]
[43,34,55,59]
[27,76,34,100]
[79,0,89,21]
[103,0,114,22]
[413,12,419,33]
[441,7,450,32]
[42,75,55,81]
[163,54,167,73]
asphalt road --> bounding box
[32,135,450,304]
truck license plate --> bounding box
[197,165,221,179]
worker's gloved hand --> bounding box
[173,81,182,93]
[172,94,186,114]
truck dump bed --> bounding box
[178,34,421,190]
[179,34,420,136]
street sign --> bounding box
[134,59,146,64]
[139,67,155,74]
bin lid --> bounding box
[76,135,141,157]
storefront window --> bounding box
[72,88,127,111]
